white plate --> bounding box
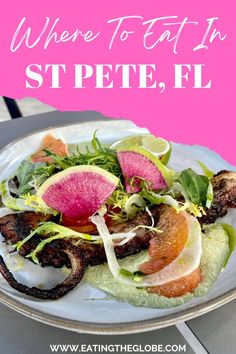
[0,119,236,335]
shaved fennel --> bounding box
[0,207,19,218]
[0,180,57,215]
[0,180,33,211]
[15,222,96,252]
[15,221,137,263]
[91,213,202,287]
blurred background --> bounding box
[0,97,54,122]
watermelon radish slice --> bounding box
[37,166,119,219]
[117,146,174,193]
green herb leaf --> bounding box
[14,160,45,195]
[197,160,214,179]
[178,168,210,207]
[119,268,134,278]
[119,269,144,282]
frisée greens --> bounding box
[0,133,215,266]
[0,130,234,308]
[0,133,214,224]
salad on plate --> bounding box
[0,132,235,308]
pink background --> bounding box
[0,1,235,164]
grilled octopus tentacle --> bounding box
[200,170,236,224]
[0,241,86,300]
[0,208,160,268]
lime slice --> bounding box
[111,134,171,164]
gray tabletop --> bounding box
[0,111,235,354]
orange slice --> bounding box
[140,206,202,297]
[140,206,189,274]
[148,267,202,298]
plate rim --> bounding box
[0,118,236,335]
[1,286,236,335]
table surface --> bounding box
[0,111,236,354]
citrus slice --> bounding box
[139,207,203,297]
[91,207,202,290]
[117,146,174,193]
[148,267,202,297]
[31,134,69,163]
[37,166,119,219]
[139,206,203,296]
[140,206,189,273]
[136,210,202,287]
[111,134,171,164]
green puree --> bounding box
[84,223,230,308]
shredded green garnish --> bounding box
[39,132,122,179]
[2,132,222,270]
[119,268,134,278]
[15,222,92,263]
[15,219,160,264]
[131,225,162,234]
[21,194,58,215]
[119,269,144,282]
[0,180,28,211]
[9,132,122,198]
[0,180,56,214]
[197,161,215,179]
[141,188,179,210]
[26,233,89,264]
[107,184,146,222]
